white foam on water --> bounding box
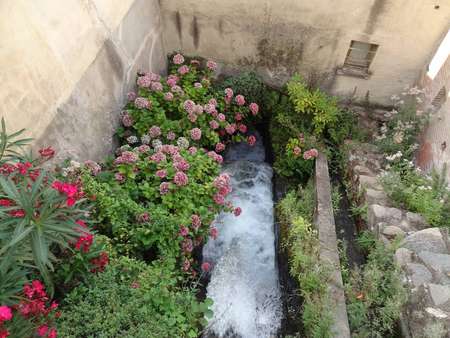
[203,138,282,338]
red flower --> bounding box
[0,329,9,338]
[90,252,109,273]
[247,135,256,146]
[48,328,57,338]
[0,306,12,323]
[38,147,55,159]
[9,209,25,218]
[0,199,12,207]
[36,325,48,337]
[15,162,32,175]
[201,262,211,272]
[234,207,242,216]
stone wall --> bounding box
[0,0,166,162]
[160,0,449,105]
[346,141,450,338]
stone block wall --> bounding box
[0,0,166,162]
[346,141,450,338]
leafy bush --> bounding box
[344,232,407,338]
[58,256,212,338]
[278,182,333,338]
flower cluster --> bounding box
[51,181,82,207]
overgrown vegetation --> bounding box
[342,231,407,338]
[278,182,334,338]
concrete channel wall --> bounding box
[314,153,351,338]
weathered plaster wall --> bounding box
[160,0,449,105]
[0,0,166,161]
[418,53,450,179]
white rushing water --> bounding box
[203,135,282,338]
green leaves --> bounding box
[0,117,32,164]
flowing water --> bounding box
[203,135,282,338]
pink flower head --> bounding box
[204,103,216,114]
[182,258,191,271]
[215,143,226,153]
[310,148,319,158]
[213,193,225,205]
[210,227,218,240]
[293,146,301,157]
[164,92,174,101]
[201,262,211,272]
[238,124,248,133]
[137,145,150,153]
[191,214,202,230]
[182,239,194,253]
[249,102,259,115]
[137,212,150,223]
[209,120,219,130]
[190,128,202,141]
[38,146,55,159]
[171,85,183,94]
[149,126,161,138]
[224,88,233,98]
[234,113,243,121]
[166,131,176,140]
[234,207,242,216]
[247,135,256,146]
[121,112,133,127]
[209,98,218,106]
[178,65,190,75]
[150,81,163,92]
[174,171,188,186]
[188,146,197,155]
[0,306,12,323]
[217,113,226,122]
[148,72,161,81]
[206,60,217,71]
[127,92,136,102]
[167,74,179,86]
[114,151,138,165]
[183,100,195,114]
[174,159,190,171]
[36,325,48,337]
[207,151,223,164]
[179,225,189,237]
[188,113,197,123]
[173,53,185,65]
[225,124,236,135]
[150,152,166,163]
[134,97,151,109]
[137,75,151,88]
[213,173,232,195]
[155,169,167,178]
[194,104,204,114]
[235,95,245,106]
[194,82,203,88]
[159,182,170,195]
[115,172,125,183]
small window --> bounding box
[432,86,447,110]
[341,40,379,77]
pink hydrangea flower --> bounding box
[121,112,133,127]
[134,97,151,109]
[217,113,226,122]
[224,88,233,98]
[182,239,194,253]
[174,171,188,186]
[84,160,101,176]
[173,53,185,65]
[166,131,176,141]
[159,182,170,195]
[225,124,236,135]
[164,92,174,101]
[183,100,195,114]
[191,214,202,230]
[183,258,191,271]
[114,151,138,164]
[179,225,189,237]
[194,82,203,88]
[247,135,256,146]
[235,112,243,121]
[235,94,245,106]
[188,113,197,123]
[238,124,248,133]
[206,60,217,71]
[215,143,225,152]
[207,151,223,164]
[115,172,125,183]
[190,128,202,141]
[188,146,197,155]
[171,85,183,94]
[303,148,319,160]
[149,126,161,138]
[137,75,151,88]
[156,169,167,178]
[178,65,190,75]
[194,104,204,114]
[293,146,301,157]
[213,173,232,195]
[249,102,259,115]
[204,103,216,114]
[150,81,163,91]
[209,120,219,130]
[137,212,150,223]
[209,98,218,106]
[167,74,179,86]
[201,262,211,272]
[174,159,190,171]
[234,207,242,216]
[150,152,166,163]
[127,92,136,102]
[137,145,150,153]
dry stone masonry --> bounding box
[346,141,450,338]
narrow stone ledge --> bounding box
[314,153,351,338]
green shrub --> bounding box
[216,71,266,108]
[58,256,212,338]
[345,232,407,338]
